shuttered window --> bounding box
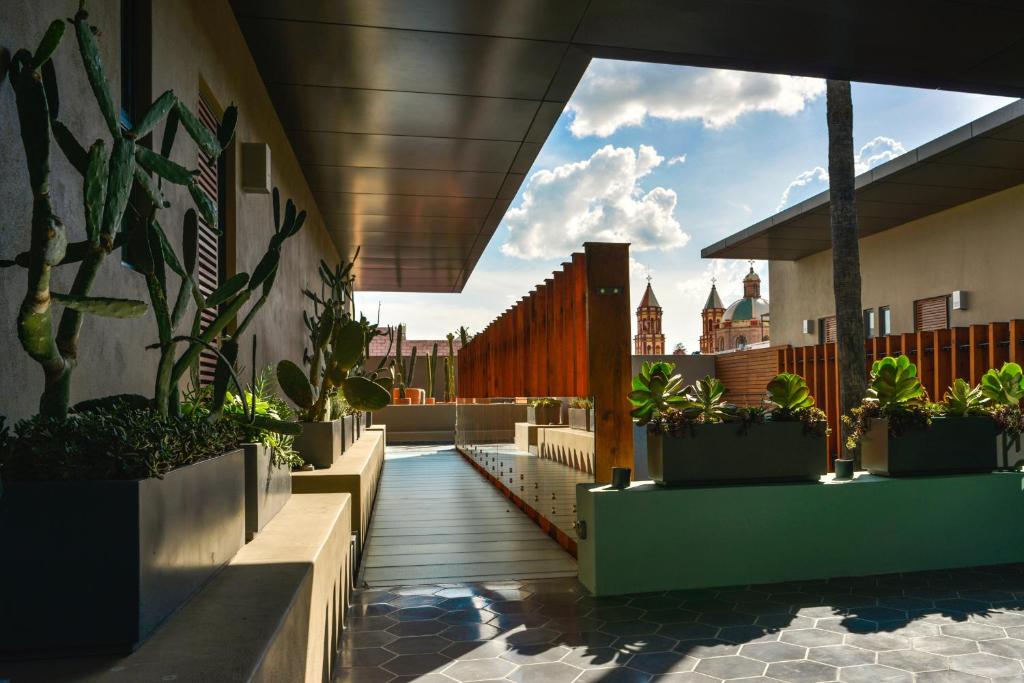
[819,316,837,344]
[914,295,949,332]
[195,95,224,386]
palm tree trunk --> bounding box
[826,80,867,460]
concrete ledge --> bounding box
[291,430,385,550]
[75,493,353,682]
[374,403,454,443]
[514,422,570,454]
[539,427,595,474]
[577,471,1024,596]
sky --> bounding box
[360,60,1016,351]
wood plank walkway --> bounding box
[359,444,577,587]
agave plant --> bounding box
[943,378,989,417]
[981,362,1024,407]
[679,376,735,424]
[866,355,926,409]
[767,373,815,415]
[628,361,687,425]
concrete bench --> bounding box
[80,493,353,682]
[538,427,595,474]
[292,429,385,552]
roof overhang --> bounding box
[703,100,1024,261]
[230,1,1024,291]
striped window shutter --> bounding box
[821,316,837,344]
[194,95,223,386]
[914,295,949,332]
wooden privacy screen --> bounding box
[457,243,632,483]
[713,347,778,408]
[776,319,1024,462]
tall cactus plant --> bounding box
[390,324,418,399]
[427,343,438,401]
[445,332,457,402]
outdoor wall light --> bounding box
[952,290,968,310]
[802,319,816,334]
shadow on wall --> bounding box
[630,355,716,480]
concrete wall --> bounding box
[770,183,1024,348]
[0,1,338,419]
[631,354,716,384]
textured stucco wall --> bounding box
[0,0,337,420]
[770,183,1024,348]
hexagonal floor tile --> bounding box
[658,622,717,641]
[913,635,980,656]
[613,634,678,654]
[693,654,766,679]
[739,641,807,662]
[941,622,1005,641]
[501,627,560,647]
[806,644,875,667]
[441,624,504,641]
[490,613,551,630]
[627,652,696,675]
[500,644,570,665]
[600,620,659,637]
[980,636,1024,659]
[560,646,632,669]
[438,596,492,611]
[349,615,398,632]
[842,632,911,652]
[392,606,445,621]
[948,652,1024,678]
[557,631,617,648]
[717,625,779,644]
[674,638,740,659]
[876,648,946,673]
[381,653,451,677]
[334,665,395,683]
[697,610,757,628]
[436,587,482,599]
[779,629,845,647]
[507,661,582,683]
[764,659,838,683]
[386,635,451,655]
[443,657,516,682]
[915,671,987,682]
[574,667,651,683]
[838,663,912,682]
[588,605,646,622]
[338,646,394,668]
[388,620,448,637]
[343,629,398,649]
[441,640,511,660]
[970,611,1024,627]
[388,595,445,608]
[440,609,497,626]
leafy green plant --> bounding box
[531,397,562,408]
[981,362,1024,407]
[0,398,246,481]
[679,376,735,424]
[569,397,593,409]
[628,361,687,425]
[766,373,814,414]
[866,355,927,409]
[943,378,989,417]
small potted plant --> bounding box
[845,355,1000,476]
[528,397,563,425]
[569,397,594,431]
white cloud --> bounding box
[567,60,825,137]
[500,144,689,260]
[667,154,687,166]
[775,136,907,211]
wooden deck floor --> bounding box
[359,445,577,587]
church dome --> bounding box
[723,296,769,322]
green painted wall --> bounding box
[577,472,1024,595]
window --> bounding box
[879,306,891,337]
[819,316,837,344]
[863,309,876,338]
[914,295,949,332]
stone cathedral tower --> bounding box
[634,277,665,354]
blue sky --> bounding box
[363,60,1015,351]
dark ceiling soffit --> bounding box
[701,99,1024,261]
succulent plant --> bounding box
[569,397,593,409]
[866,355,926,409]
[531,397,562,408]
[943,378,989,417]
[981,362,1024,407]
[767,373,815,414]
[628,361,687,425]
[679,376,736,424]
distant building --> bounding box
[367,327,462,358]
[634,278,665,354]
[699,265,770,353]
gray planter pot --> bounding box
[648,421,826,486]
[0,449,244,656]
[862,415,998,476]
[528,403,562,425]
[293,420,340,468]
[341,414,355,453]
[243,443,292,542]
[569,407,592,431]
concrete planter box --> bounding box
[528,403,563,425]
[862,416,998,477]
[0,449,244,656]
[341,414,355,453]
[648,421,826,486]
[293,419,340,469]
[569,407,593,431]
[243,443,292,542]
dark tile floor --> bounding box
[338,564,1024,682]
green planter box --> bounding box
[341,414,355,453]
[862,415,998,476]
[0,450,244,656]
[647,421,826,486]
[243,443,292,542]
[528,404,562,425]
[569,407,592,431]
[293,419,340,469]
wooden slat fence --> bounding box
[713,347,779,408]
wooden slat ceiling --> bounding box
[231,1,1024,291]
[703,99,1024,260]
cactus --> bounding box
[445,332,456,402]
[426,343,438,400]
[458,326,472,347]
[0,9,158,418]
[390,324,419,399]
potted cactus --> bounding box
[389,324,418,405]
[632,363,827,486]
[846,356,1012,476]
[445,332,457,402]
[425,343,438,404]
[528,397,563,425]
[0,9,296,656]
[569,397,594,431]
